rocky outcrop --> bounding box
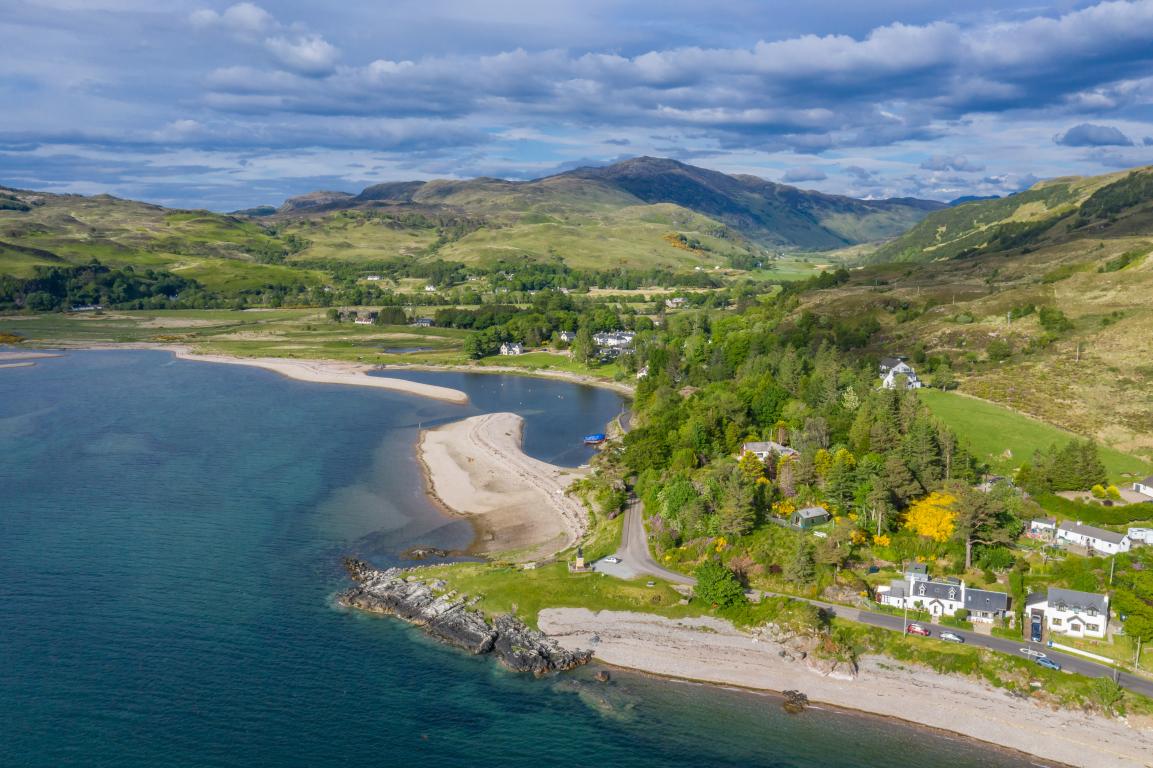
[759,624,858,681]
[339,558,592,676]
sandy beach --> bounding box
[418,412,588,561]
[539,608,1153,768]
[170,350,469,403]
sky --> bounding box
[4,0,1153,210]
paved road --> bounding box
[593,497,694,584]
[591,498,1153,697]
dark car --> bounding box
[939,631,965,644]
[1030,617,1043,643]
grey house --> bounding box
[790,506,831,529]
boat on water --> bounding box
[582,433,606,445]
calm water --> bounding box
[0,351,1031,768]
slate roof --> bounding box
[1057,521,1128,545]
[794,506,830,520]
[964,588,1010,612]
[741,441,799,457]
[1047,587,1108,615]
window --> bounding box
[1051,618,1062,626]
[1084,623,1098,633]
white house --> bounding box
[1026,588,1109,640]
[424,285,437,293]
[593,331,635,348]
[1128,527,1153,545]
[877,564,1011,623]
[879,357,923,389]
[740,441,798,461]
[499,342,524,356]
[665,297,687,309]
[1056,521,1131,555]
[1134,476,1153,499]
[1026,517,1057,540]
[365,275,382,281]
[410,318,434,328]
[353,313,375,325]
[557,331,576,343]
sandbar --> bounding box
[418,412,588,561]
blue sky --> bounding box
[4,0,1153,210]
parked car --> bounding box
[939,632,965,643]
[1030,616,1043,643]
[603,556,621,564]
[906,623,931,637]
[1019,648,1047,659]
[1035,657,1062,671]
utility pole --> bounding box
[903,600,909,635]
[1137,636,1143,670]
[1110,555,1116,586]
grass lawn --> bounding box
[417,561,695,629]
[477,351,625,379]
[918,388,1149,481]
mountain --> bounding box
[867,166,1153,265]
[0,157,945,285]
[948,195,1001,206]
[274,157,945,253]
[554,157,945,249]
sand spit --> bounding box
[169,350,469,404]
[418,412,588,561]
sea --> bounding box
[0,350,1034,767]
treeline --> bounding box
[1015,440,1107,495]
[0,262,205,311]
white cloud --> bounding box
[189,3,273,35]
[264,35,340,77]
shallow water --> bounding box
[1,351,1032,767]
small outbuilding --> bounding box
[790,506,831,529]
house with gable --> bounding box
[499,342,525,356]
[879,356,923,389]
[1026,587,1109,639]
[877,563,1011,623]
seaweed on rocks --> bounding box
[338,558,592,676]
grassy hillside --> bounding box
[918,389,1148,480]
[790,165,1153,458]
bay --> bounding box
[0,351,1031,767]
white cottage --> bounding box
[740,441,798,461]
[879,357,922,389]
[1026,588,1109,639]
[499,342,524,356]
[1134,476,1153,499]
[1055,521,1131,555]
[877,564,1011,623]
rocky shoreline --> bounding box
[338,558,592,676]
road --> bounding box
[593,496,693,584]
[591,498,1153,697]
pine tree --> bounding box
[784,536,815,587]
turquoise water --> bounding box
[0,351,1031,767]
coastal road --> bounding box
[594,499,1153,697]
[593,497,694,585]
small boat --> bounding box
[583,433,606,445]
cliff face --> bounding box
[338,558,592,676]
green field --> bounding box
[918,388,1149,480]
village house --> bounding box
[1128,527,1153,545]
[740,440,799,461]
[410,317,434,328]
[593,330,635,349]
[353,312,376,325]
[1055,520,1131,555]
[557,330,575,343]
[1026,587,1109,639]
[423,285,437,293]
[1026,517,1057,540]
[365,275,382,281]
[790,506,831,529]
[877,564,1011,623]
[499,342,525,356]
[1134,476,1153,499]
[665,297,687,309]
[878,356,923,389]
